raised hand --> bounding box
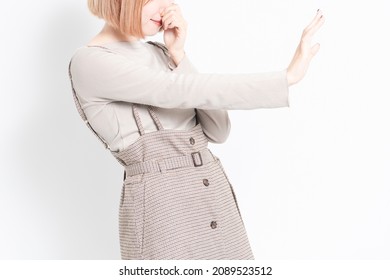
[287,10,325,86]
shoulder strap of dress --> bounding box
[146,41,175,70]
[68,56,111,150]
[146,41,169,55]
[69,43,169,150]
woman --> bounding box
[68,0,324,260]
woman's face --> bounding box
[141,0,174,36]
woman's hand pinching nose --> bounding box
[162,2,188,65]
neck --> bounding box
[100,23,139,43]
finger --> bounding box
[307,16,325,36]
[162,8,174,29]
[161,3,181,17]
[162,13,176,30]
[304,15,325,38]
[163,15,184,31]
[167,18,185,31]
[305,9,323,30]
[162,4,186,30]
[162,8,175,17]
[162,9,185,30]
[310,43,321,57]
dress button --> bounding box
[189,137,195,145]
[203,179,209,186]
[210,221,217,229]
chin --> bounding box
[143,30,160,37]
[143,23,163,36]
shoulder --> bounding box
[69,45,121,76]
[70,45,115,64]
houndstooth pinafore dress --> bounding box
[68,43,254,260]
[112,104,254,259]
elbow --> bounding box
[195,109,231,144]
[206,118,231,144]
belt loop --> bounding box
[191,152,203,167]
[158,160,167,173]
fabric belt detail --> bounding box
[125,149,215,176]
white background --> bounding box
[0,0,389,259]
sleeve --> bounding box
[70,47,290,110]
[171,55,231,144]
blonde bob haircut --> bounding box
[88,0,150,39]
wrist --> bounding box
[169,50,185,66]
[286,68,296,86]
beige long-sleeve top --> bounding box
[69,40,289,152]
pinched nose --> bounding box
[159,0,175,14]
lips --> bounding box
[151,19,162,26]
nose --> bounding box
[159,0,174,14]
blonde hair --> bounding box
[88,0,150,38]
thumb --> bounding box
[310,43,321,57]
